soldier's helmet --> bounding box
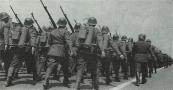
[0,12,9,20]
[87,17,97,26]
[57,17,67,27]
[113,33,119,40]
[128,37,133,42]
[101,25,110,34]
[146,39,151,42]
[74,23,81,30]
[138,33,146,41]
[24,18,34,26]
[121,35,127,41]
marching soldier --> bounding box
[111,34,124,82]
[74,17,101,90]
[0,12,13,78]
[127,38,135,77]
[22,18,38,80]
[120,35,129,80]
[6,22,23,87]
[43,17,73,89]
[146,39,157,77]
[132,34,153,86]
[70,23,81,75]
[99,25,112,85]
[6,18,38,86]
[35,26,49,81]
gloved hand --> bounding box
[31,47,36,55]
[101,51,106,58]
[5,44,8,51]
[120,54,124,59]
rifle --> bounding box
[31,12,43,34]
[74,19,77,24]
[10,5,23,26]
[60,6,74,33]
[40,0,57,29]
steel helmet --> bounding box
[57,17,67,27]
[138,33,146,41]
[0,12,9,20]
[101,25,110,34]
[87,17,97,26]
[24,18,34,26]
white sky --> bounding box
[0,0,173,56]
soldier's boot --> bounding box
[149,72,152,78]
[105,72,111,85]
[13,72,19,79]
[91,76,99,90]
[114,77,120,82]
[6,77,13,87]
[52,66,60,81]
[80,77,84,83]
[135,72,140,86]
[123,74,128,80]
[141,73,147,84]
[43,62,56,90]
[43,80,49,90]
[106,78,111,85]
[63,77,70,88]
[75,69,83,90]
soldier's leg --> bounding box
[141,62,148,84]
[43,56,58,89]
[128,55,135,77]
[36,54,46,81]
[87,55,99,90]
[4,49,13,78]
[6,48,22,87]
[100,57,111,84]
[60,57,70,87]
[112,56,121,82]
[148,60,153,78]
[75,56,85,90]
[24,52,33,74]
[135,63,141,86]
[122,58,128,79]
[153,61,157,73]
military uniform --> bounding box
[99,26,112,84]
[35,30,49,80]
[127,38,135,77]
[120,36,129,79]
[69,23,81,74]
[43,17,72,89]
[0,13,13,78]
[132,34,152,86]
[74,17,101,90]
[6,18,38,86]
[146,39,157,77]
[110,34,124,82]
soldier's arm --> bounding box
[3,23,11,45]
[64,30,72,48]
[110,40,122,55]
[30,27,38,47]
[18,27,28,46]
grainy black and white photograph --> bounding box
[0,0,173,90]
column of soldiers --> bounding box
[0,12,172,90]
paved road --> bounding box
[0,68,133,90]
[0,65,172,90]
[111,66,173,90]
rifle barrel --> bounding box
[40,0,57,28]
[60,6,74,33]
[31,12,42,34]
[10,5,23,26]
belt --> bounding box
[51,42,64,45]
